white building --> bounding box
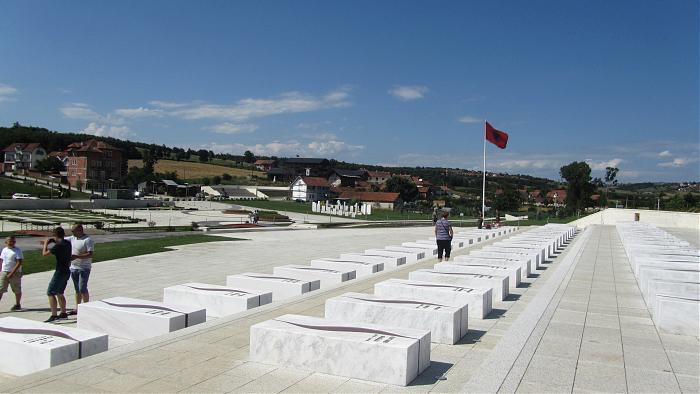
[290,176,330,202]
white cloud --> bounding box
[148,100,193,109]
[498,159,562,170]
[202,133,364,157]
[60,103,102,121]
[658,157,697,168]
[169,87,351,121]
[204,141,303,157]
[81,122,132,139]
[114,107,165,118]
[0,84,18,102]
[207,122,258,134]
[658,150,672,157]
[388,85,428,101]
[307,139,364,155]
[586,158,623,171]
[458,115,482,124]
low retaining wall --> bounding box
[0,199,169,210]
[571,208,700,229]
[0,199,71,210]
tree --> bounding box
[493,188,521,212]
[35,156,65,173]
[384,176,419,203]
[222,173,232,181]
[212,175,222,185]
[142,150,158,175]
[243,150,256,163]
[202,177,211,186]
[197,149,209,162]
[560,161,595,214]
[604,166,619,207]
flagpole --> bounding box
[482,121,486,222]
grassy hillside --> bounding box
[128,159,265,180]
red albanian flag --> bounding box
[485,121,509,149]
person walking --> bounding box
[0,236,23,311]
[42,227,71,322]
[67,224,94,314]
[435,211,454,262]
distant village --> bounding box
[4,139,698,212]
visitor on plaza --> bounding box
[0,236,23,311]
[42,227,72,322]
[434,210,454,262]
[67,223,94,314]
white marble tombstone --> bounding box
[408,269,508,302]
[632,259,700,278]
[454,255,531,277]
[339,253,405,269]
[416,239,466,249]
[0,317,108,376]
[375,278,492,319]
[431,236,475,246]
[226,272,320,301]
[384,246,427,261]
[77,297,205,341]
[163,283,273,318]
[325,292,468,344]
[249,314,430,386]
[470,250,536,271]
[434,262,521,289]
[637,267,700,298]
[400,243,439,256]
[490,243,546,264]
[310,259,383,278]
[366,248,421,263]
[273,265,356,289]
[653,294,700,337]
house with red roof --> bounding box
[2,143,47,173]
[65,139,125,191]
[338,190,402,210]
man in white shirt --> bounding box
[0,236,23,311]
[67,224,94,314]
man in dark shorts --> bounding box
[42,227,71,322]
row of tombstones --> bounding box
[0,224,574,384]
[616,222,699,337]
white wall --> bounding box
[571,208,700,229]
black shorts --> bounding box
[47,271,70,296]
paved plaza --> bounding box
[0,225,697,393]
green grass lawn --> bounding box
[0,177,91,199]
[21,234,240,275]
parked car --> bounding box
[11,193,39,200]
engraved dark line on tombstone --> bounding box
[403,282,474,291]
[183,285,252,294]
[242,274,301,282]
[0,326,79,342]
[100,300,186,314]
[345,296,450,308]
[286,267,340,273]
[274,319,416,339]
[427,271,490,278]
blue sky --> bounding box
[0,0,697,182]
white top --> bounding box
[67,235,94,270]
[0,247,23,273]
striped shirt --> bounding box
[435,218,452,240]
